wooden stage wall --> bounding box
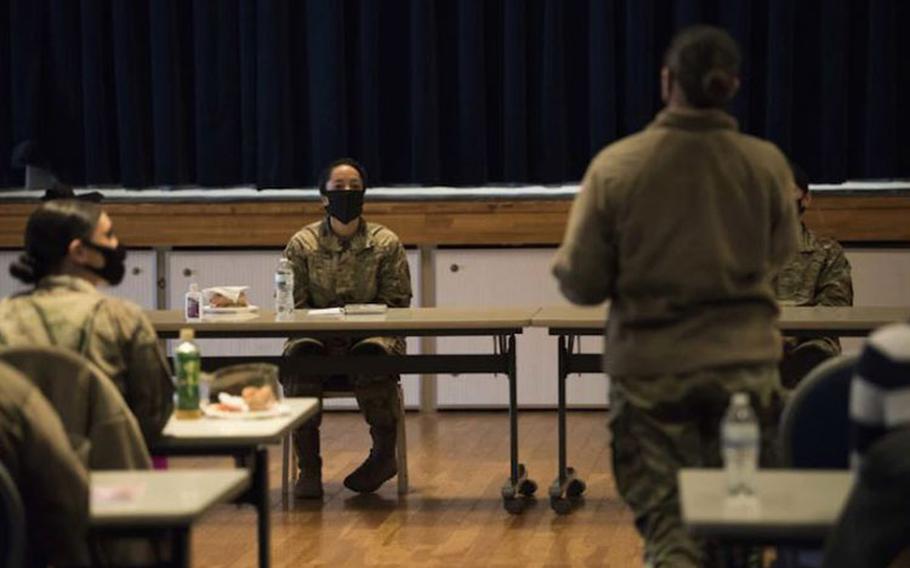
[1,195,909,248]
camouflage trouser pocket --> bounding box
[609,392,676,517]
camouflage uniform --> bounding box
[0,275,174,446]
[773,223,853,388]
[282,218,412,476]
[610,366,785,567]
[0,362,90,567]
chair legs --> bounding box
[281,432,292,496]
[282,385,410,497]
[396,383,409,495]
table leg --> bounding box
[253,446,271,568]
[171,527,190,568]
[501,334,537,513]
[549,335,587,514]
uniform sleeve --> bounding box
[376,240,412,308]
[814,244,854,307]
[21,389,91,566]
[284,236,310,308]
[124,313,175,445]
[551,167,616,305]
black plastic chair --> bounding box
[779,354,857,469]
[0,462,25,568]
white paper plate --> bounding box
[201,403,290,420]
[203,305,259,314]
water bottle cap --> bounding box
[189,283,199,292]
[732,392,749,406]
[179,328,195,342]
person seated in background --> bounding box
[281,158,412,499]
[821,322,910,567]
[0,361,90,568]
[0,200,174,446]
[774,160,853,389]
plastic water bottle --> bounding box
[174,328,202,419]
[275,257,295,321]
[722,392,759,497]
[184,282,202,321]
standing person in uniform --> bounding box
[552,26,798,567]
[282,158,412,499]
[774,160,853,389]
[0,200,174,446]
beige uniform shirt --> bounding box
[553,108,799,376]
[0,363,90,567]
[0,275,174,444]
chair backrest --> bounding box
[780,353,857,469]
[0,462,24,568]
[0,345,151,470]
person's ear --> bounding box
[320,195,329,208]
[660,66,672,103]
[68,239,90,263]
[729,76,741,98]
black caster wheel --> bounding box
[551,496,572,515]
[504,498,524,515]
[566,478,586,498]
[519,479,538,497]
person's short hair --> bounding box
[789,159,810,194]
[664,25,741,108]
[9,200,102,285]
[316,158,368,196]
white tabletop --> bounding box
[531,305,910,335]
[679,469,854,542]
[157,398,318,449]
[91,469,249,527]
[147,307,534,336]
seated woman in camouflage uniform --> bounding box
[0,200,174,446]
[282,158,412,499]
[774,160,854,389]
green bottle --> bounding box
[174,328,202,419]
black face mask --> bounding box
[82,240,127,286]
[325,190,365,224]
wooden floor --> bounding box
[179,410,643,567]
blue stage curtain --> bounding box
[1,0,908,188]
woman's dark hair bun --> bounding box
[9,253,40,284]
[701,68,736,106]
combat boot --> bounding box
[343,425,397,493]
[294,459,324,499]
[293,423,324,499]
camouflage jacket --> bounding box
[284,218,412,351]
[0,275,174,444]
[0,363,90,567]
[774,222,853,355]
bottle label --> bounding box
[186,297,199,319]
[175,350,201,411]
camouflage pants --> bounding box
[281,336,404,471]
[609,364,786,568]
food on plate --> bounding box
[211,392,248,413]
[209,290,249,308]
[242,385,277,411]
